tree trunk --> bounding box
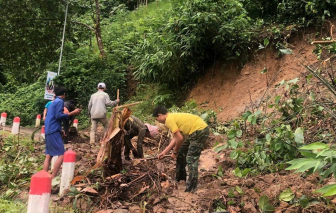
[94,0,106,57]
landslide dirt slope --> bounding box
[189,31,321,122]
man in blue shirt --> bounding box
[43,86,82,179]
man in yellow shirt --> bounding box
[153,106,210,192]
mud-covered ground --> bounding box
[39,126,336,213]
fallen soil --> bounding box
[189,26,333,122]
[29,126,334,213]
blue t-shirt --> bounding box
[45,97,69,135]
[45,101,52,108]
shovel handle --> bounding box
[117,89,119,106]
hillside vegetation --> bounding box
[3,1,336,212]
[1,0,336,125]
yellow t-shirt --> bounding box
[165,113,208,135]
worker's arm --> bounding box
[105,94,119,107]
[88,96,92,117]
[55,101,68,120]
[42,108,47,121]
[158,130,183,159]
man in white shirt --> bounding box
[88,83,119,144]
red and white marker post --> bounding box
[0,112,7,127]
[59,150,76,196]
[35,114,41,128]
[27,170,52,213]
[11,117,20,135]
[73,119,78,129]
[41,126,45,139]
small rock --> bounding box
[167,210,174,213]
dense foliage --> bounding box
[1,0,336,126]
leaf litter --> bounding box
[45,124,336,213]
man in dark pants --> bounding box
[153,106,210,192]
[62,100,76,144]
[123,116,158,160]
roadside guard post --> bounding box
[27,170,52,213]
[41,126,45,139]
[59,150,76,196]
[73,119,78,129]
[36,114,41,127]
[0,112,7,127]
[11,117,20,135]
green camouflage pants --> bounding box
[176,127,210,192]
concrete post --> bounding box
[27,170,52,213]
[59,150,76,196]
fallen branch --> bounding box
[141,155,170,161]
[311,40,336,44]
[114,101,143,109]
[120,173,148,188]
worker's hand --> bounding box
[158,151,167,160]
[171,152,178,159]
[116,99,120,103]
[73,108,82,115]
[43,117,46,121]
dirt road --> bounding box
[1,126,42,140]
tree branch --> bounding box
[70,20,96,32]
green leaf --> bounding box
[263,204,275,212]
[321,164,336,181]
[73,196,78,210]
[227,130,237,139]
[300,151,317,158]
[287,78,299,84]
[315,184,336,194]
[294,127,304,143]
[213,141,219,148]
[316,184,336,196]
[299,142,329,150]
[218,165,223,177]
[236,186,244,194]
[229,138,238,149]
[242,111,252,120]
[258,195,269,209]
[264,38,269,47]
[279,188,295,202]
[214,145,226,153]
[242,168,251,176]
[248,114,257,125]
[275,95,281,104]
[233,167,242,177]
[266,133,271,142]
[236,130,243,137]
[200,112,208,120]
[295,160,320,173]
[68,186,80,197]
[275,143,282,151]
[279,48,293,55]
[230,151,238,159]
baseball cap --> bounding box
[98,82,106,89]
